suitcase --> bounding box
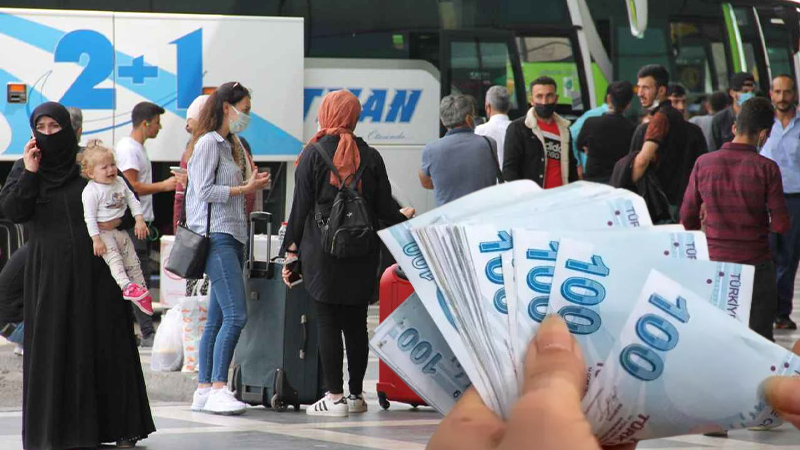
[376,264,428,410]
[231,212,325,411]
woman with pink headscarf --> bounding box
[282,90,414,417]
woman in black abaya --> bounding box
[0,102,156,449]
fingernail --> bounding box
[535,314,574,352]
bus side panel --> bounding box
[304,59,439,214]
[0,9,304,162]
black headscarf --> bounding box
[29,102,80,201]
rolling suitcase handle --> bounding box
[300,314,308,360]
[248,211,274,279]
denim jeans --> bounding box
[199,233,247,384]
[7,322,23,346]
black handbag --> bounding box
[166,180,212,280]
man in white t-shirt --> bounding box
[475,85,512,167]
[116,102,177,346]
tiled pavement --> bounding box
[0,303,798,449]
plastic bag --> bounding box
[151,307,183,372]
[178,284,209,372]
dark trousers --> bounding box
[314,301,369,396]
[128,229,154,338]
[751,260,778,342]
[770,196,800,318]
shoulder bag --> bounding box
[166,178,212,280]
[481,136,505,184]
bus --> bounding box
[1,0,799,221]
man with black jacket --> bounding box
[628,65,704,217]
[503,76,578,188]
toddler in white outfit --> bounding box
[81,143,154,315]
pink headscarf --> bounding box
[304,90,362,189]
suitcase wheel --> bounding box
[378,392,390,410]
[231,365,244,402]
[271,394,288,412]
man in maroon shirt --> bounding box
[681,97,790,341]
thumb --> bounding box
[764,338,800,429]
[502,315,600,450]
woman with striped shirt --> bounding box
[185,82,270,415]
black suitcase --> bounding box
[231,212,324,411]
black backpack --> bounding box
[312,143,375,259]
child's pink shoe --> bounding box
[133,295,154,316]
[122,283,148,301]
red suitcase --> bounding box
[376,264,428,410]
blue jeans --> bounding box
[770,196,800,318]
[199,233,247,384]
[7,322,23,346]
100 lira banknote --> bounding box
[583,270,800,444]
[369,293,471,414]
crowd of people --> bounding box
[0,62,799,449]
[421,64,800,337]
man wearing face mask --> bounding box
[503,76,578,188]
[710,72,756,151]
[681,97,789,342]
[116,102,177,347]
[761,75,800,331]
[420,94,501,206]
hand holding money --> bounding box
[374,182,800,443]
[429,315,800,450]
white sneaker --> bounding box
[191,387,212,412]
[203,387,247,415]
[347,394,368,413]
[13,345,23,356]
[306,394,348,417]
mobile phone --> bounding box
[285,259,303,287]
[170,166,186,173]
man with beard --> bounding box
[761,75,800,330]
[503,76,578,188]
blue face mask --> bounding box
[737,92,754,106]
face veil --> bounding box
[29,102,81,201]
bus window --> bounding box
[670,21,729,96]
[758,11,797,80]
[446,36,520,116]
[516,36,582,111]
[734,6,770,92]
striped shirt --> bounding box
[680,142,790,264]
[186,132,247,244]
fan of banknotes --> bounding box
[369,180,800,446]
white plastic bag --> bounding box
[151,307,183,372]
[178,283,209,372]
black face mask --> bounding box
[535,103,556,119]
[34,127,77,169]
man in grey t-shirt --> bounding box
[419,95,500,207]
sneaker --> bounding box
[775,316,798,330]
[13,345,23,356]
[132,295,154,316]
[203,387,247,415]
[347,394,368,413]
[122,283,148,302]
[139,335,154,348]
[306,394,348,417]
[191,387,212,412]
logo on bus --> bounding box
[304,88,422,123]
